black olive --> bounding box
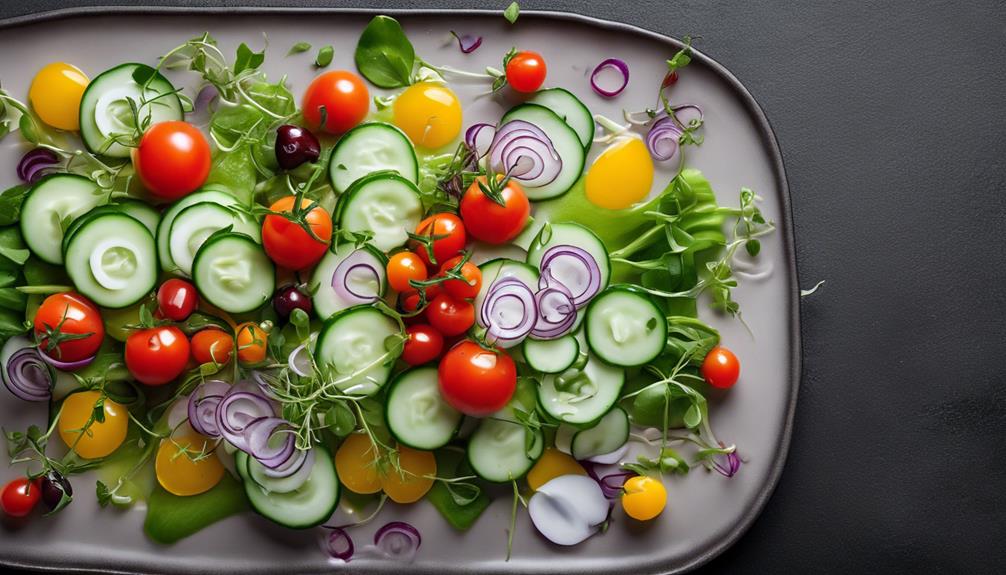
[40,471,72,512]
[275,124,321,170]
[273,285,313,321]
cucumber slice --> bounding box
[311,242,387,320]
[246,452,314,495]
[314,305,402,397]
[79,63,183,158]
[192,233,275,313]
[526,222,611,296]
[328,122,418,193]
[467,406,544,483]
[529,88,594,148]
[156,188,240,274]
[64,213,158,308]
[20,175,104,265]
[538,354,624,426]
[498,104,585,200]
[336,172,423,251]
[169,202,260,277]
[475,258,539,317]
[243,446,340,529]
[114,199,160,236]
[585,285,667,367]
[555,407,630,460]
[385,367,462,450]
[522,334,579,374]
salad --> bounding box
[0,7,775,564]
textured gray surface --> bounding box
[2,1,1005,574]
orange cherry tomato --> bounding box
[125,326,190,386]
[236,322,268,365]
[426,293,474,337]
[438,340,517,416]
[134,121,211,200]
[410,213,466,268]
[402,324,444,366]
[701,346,740,389]
[460,176,530,244]
[302,71,369,134]
[505,51,547,93]
[33,292,104,363]
[190,328,234,365]
[438,256,482,300]
[387,251,428,293]
[262,196,333,270]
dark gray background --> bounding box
[4,1,1005,573]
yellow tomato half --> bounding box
[380,446,436,504]
[335,433,383,494]
[29,62,89,131]
[155,433,225,496]
[621,475,667,521]
[58,391,128,459]
[393,82,463,149]
[585,137,654,209]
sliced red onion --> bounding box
[288,344,313,377]
[645,116,683,162]
[332,250,384,305]
[259,442,314,479]
[713,448,742,478]
[373,521,422,563]
[16,148,60,184]
[488,120,561,188]
[590,58,630,97]
[324,527,355,562]
[187,380,231,438]
[2,339,52,402]
[530,282,577,339]
[598,471,635,499]
[478,277,537,347]
[216,390,275,452]
[244,416,296,469]
[538,245,602,308]
[464,122,495,159]
[450,31,483,54]
[39,350,96,372]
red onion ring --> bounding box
[598,471,635,499]
[464,122,495,159]
[260,442,315,479]
[39,350,96,372]
[3,345,52,402]
[488,120,561,188]
[450,31,483,54]
[288,344,313,378]
[478,277,537,347]
[216,390,276,452]
[187,380,231,438]
[645,116,683,162]
[538,245,602,308]
[374,521,422,563]
[244,416,296,469]
[590,58,630,98]
[332,250,385,305]
[713,448,742,478]
[530,283,577,339]
[16,148,60,184]
[325,527,355,562]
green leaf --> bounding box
[234,43,265,75]
[504,2,521,24]
[354,15,416,89]
[325,401,356,437]
[315,45,334,68]
[144,473,249,544]
[683,403,702,428]
[0,185,29,226]
[427,450,492,530]
[745,239,761,257]
[287,41,312,56]
[95,480,113,507]
[0,287,27,312]
[18,114,38,144]
[130,64,157,87]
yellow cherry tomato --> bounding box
[526,448,587,491]
[585,137,654,209]
[393,82,463,149]
[57,390,128,459]
[380,445,436,504]
[621,475,667,521]
[28,62,89,131]
[155,432,225,496]
[335,433,382,494]
[236,322,268,364]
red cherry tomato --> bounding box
[302,71,370,134]
[410,213,466,268]
[438,341,517,416]
[134,121,211,200]
[701,346,740,389]
[1,477,41,518]
[157,279,198,321]
[125,326,191,386]
[387,252,428,293]
[438,256,482,300]
[33,292,104,363]
[426,293,475,337]
[505,51,547,93]
[460,176,530,244]
[402,324,445,366]
[190,328,234,365]
[262,196,333,270]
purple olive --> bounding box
[274,285,313,320]
[40,471,72,512]
[275,124,321,170]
